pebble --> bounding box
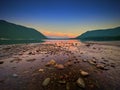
[42,78,51,86]
[92,59,96,63]
[55,64,64,70]
[26,58,36,62]
[0,61,4,64]
[58,80,66,84]
[65,61,72,66]
[88,60,96,65]
[12,74,18,77]
[46,59,56,66]
[96,64,105,70]
[111,64,115,68]
[28,52,35,55]
[49,60,56,64]
[82,59,87,62]
[80,70,89,77]
[86,44,90,47]
[39,69,44,72]
[76,77,85,88]
[0,79,5,83]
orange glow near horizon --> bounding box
[42,31,77,38]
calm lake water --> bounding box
[0,39,120,46]
[0,40,44,45]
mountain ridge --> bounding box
[76,27,120,41]
[0,20,46,40]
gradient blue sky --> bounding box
[0,0,120,38]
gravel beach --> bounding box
[0,40,120,90]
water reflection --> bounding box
[0,40,44,45]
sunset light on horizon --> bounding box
[0,0,120,38]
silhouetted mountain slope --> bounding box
[0,20,46,40]
[76,27,120,41]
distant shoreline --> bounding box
[84,41,120,46]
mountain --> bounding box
[0,20,46,40]
[76,27,120,41]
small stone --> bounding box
[55,64,64,70]
[82,59,87,62]
[103,60,108,62]
[58,80,66,84]
[93,47,96,49]
[19,53,23,55]
[86,44,90,47]
[45,63,51,66]
[92,59,96,63]
[103,67,109,70]
[42,78,51,86]
[0,61,4,64]
[28,52,32,54]
[88,60,96,65]
[80,70,89,77]
[23,71,29,74]
[46,59,56,66]
[0,79,5,83]
[12,74,18,77]
[26,58,36,62]
[76,77,85,88]
[96,64,105,70]
[49,59,56,65]
[66,82,70,90]
[39,69,44,72]
[111,64,115,68]
[65,61,72,66]
[80,52,83,54]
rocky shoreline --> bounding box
[0,40,120,90]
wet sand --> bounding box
[0,40,120,90]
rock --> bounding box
[76,77,85,88]
[46,59,56,66]
[0,61,4,64]
[86,44,90,47]
[92,59,96,63]
[39,69,44,72]
[28,52,35,55]
[12,74,18,77]
[88,60,96,65]
[82,59,87,62]
[111,64,115,68]
[103,60,108,62]
[0,79,5,83]
[49,59,56,65]
[45,63,51,66]
[55,64,64,70]
[66,82,70,90]
[80,52,83,54]
[42,78,51,86]
[103,67,109,70]
[58,80,66,84]
[80,70,89,77]
[26,58,36,62]
[74,61,77,64]
[19,53,23,55]
[23,71,29,74]
[65,61,72,66]
[96,64,105,70]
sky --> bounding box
[0,0,120,38]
